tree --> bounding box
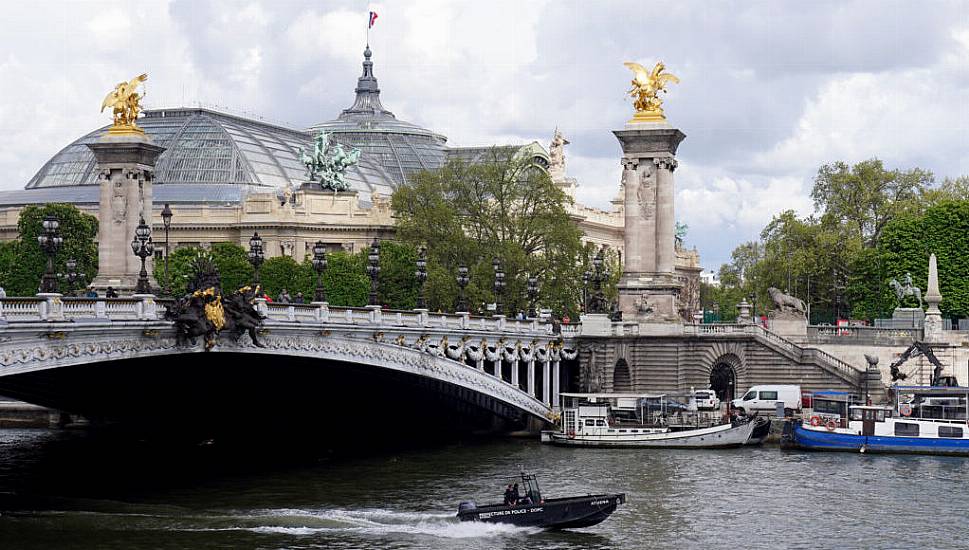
[261,256,309,300]
[1,203,98,296]
[367,240,419,309]
[392,149,586,316]
[154,244,253,296]
[812,159,932,248]
[312,251,369,307]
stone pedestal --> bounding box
[613,122,686,324]
[892,307,925,328]
[579,313,612,336]
[768,313,807,338]
[87,133,165,294]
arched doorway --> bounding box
[710,363,736,402]
[613,359,631,392]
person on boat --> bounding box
[503,485,515,506]
[511,483,521,505]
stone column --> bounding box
[511,356,520,388]
[88,134,165,293]
[542,361,550,405]
[613,124,686,325]
[527,359,535,398]
[552,360,561,408]
[654,157,677,274]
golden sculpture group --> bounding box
[624,61,679,122]
[101,73,148,135]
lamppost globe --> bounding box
[130,217,153,294]
[160,203,173,296]
[37,214,63,294]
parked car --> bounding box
[689,389,720,411]
[731,385,802,416]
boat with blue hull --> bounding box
[782,386,969,456]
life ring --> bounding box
[899,403,913,417]
[566,430,576,439]
[809,416,821,427]
[825,420,837,431]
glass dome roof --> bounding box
[307,46,448,185]
[25,108,400,202]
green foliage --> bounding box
[367,241,418,309]
[1,203,98,295]
[392,148,587,316]
[316,251,369,307]
[261,256,309,300]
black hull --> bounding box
[457,493,624,530]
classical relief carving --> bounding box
[111,181,127,224]
[636,164,655,220]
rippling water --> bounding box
[2,428,969,549]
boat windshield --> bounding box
[520,473,542,503]
[850,407,891,422]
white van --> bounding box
[731,385,802,415]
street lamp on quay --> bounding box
[130,217,154,294]
[161,203,173,296]
[311,240,327,303]
[455,264,470,313]
[492,256,506,317]
[37,215,63,294]
[248,232,265,286]
[527,275,539,318]
[367,238,380,307]
[415,246,428,310]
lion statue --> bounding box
[767,287,806,316]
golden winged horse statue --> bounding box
[101,73,148,134]
[623,61,679,122]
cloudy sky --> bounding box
[1,1,967,270]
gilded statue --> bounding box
[101,73,148,134]
[623,61,679,122]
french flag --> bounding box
[369,11,378,29]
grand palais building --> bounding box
[0,47,700,314]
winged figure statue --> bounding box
[623,61,679,120]
[101,73,148,132]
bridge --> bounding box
[0,295,577,437]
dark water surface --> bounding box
[1,428,968,549]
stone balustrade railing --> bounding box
[806,325,921,345]
[0,297,559,337]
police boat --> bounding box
[456,471,625,529]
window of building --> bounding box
[938,425,963,438]
[894,422,919,437]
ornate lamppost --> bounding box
[61,258,85,297]
[37,215,63,294]
[527,274,539,318]
[130,217,154,294]
[367,238,380,307]
[248,232,264,286]
[415,246,428,310]
[312,240,327,302]
[492,256,506,316]
[161,203,173,296]
[588,247,608,314]
[455,263,470,313]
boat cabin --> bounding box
[560,393,717,436]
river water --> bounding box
[2,428,969,549]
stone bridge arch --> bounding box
[0,325,557,433]
[703,342,748,402]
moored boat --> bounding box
[541,392,762,448]
[781,385,969,456]
[456,471,625,529]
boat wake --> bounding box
[191,507,542,538]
